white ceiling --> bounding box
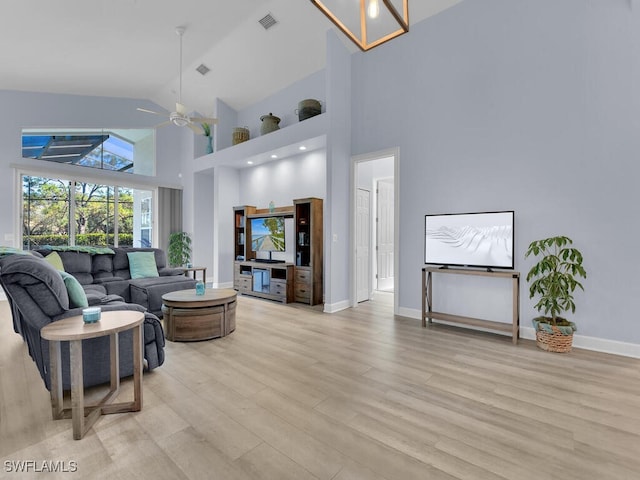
[0,1,462,117]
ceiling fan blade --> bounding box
[187,123,203,134]
[191,116,219,125]
[137,107,164,116]
[154,120,172,129]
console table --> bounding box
[41,310,144,440]
[422,267,520,344]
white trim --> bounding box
[324,299,351,313]
[0,291,7,302]
[213,281,234,289]
[520,326,640,359]
[396,306,640,359]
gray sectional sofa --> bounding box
[35,247,196,317]
[0,253,166,390]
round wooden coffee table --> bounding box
[161,288,237,341]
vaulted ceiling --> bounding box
[0,1,462,116]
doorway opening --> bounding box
[351,148,398,314]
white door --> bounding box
[356,188,371,302]
[376,179,394,291]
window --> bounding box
[21,128,155,176]
[22,175,153,249]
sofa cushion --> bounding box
[44,251,64,271]
[129,276,196,316]
[127,251,159,279]
[55,251,94,285]
[59,271,89,308]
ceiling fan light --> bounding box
[170,112,189,127]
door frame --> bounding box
[350,147,399,314]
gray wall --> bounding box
[350,0,640,343]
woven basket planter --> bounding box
[532,318,576,353]
[535,327,574,353]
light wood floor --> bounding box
[2,293,640,480]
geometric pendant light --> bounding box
[310,0,409,51]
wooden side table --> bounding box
[41,310,144,440]
[184,266,207,285]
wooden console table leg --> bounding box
[512,275,520,345]
[422,268,426,327]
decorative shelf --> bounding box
[193,112,328,174]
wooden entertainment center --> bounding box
[233,198,323,305]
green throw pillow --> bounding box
[59,271,89,308]
[127,251,159,279]
[44,251,65,271]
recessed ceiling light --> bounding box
[247,161,254,165]
[271,154,278,159]
[299,146,307,151]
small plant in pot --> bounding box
[168,231,192,268]
[525,236,586,352]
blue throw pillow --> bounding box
[59,271,89,308]
[127,251,159,279]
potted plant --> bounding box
[201,122,213,154]
[168,231,192,268]
[525,236,586,352]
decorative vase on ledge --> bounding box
[205,136,213,154]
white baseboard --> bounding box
[212,281,234,289]
[394,306,640,359]
[324,300,350,313]
[398,307,421,319]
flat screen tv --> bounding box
[424,211,514,269]
[251,216,286,252]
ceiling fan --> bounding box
[137,26,217,134]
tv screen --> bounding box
[251,216,286,252]
[424,211,514,269]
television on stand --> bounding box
[251,216,286,263]
[424,211,514,270]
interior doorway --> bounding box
[351,149,398,313]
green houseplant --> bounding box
[168,231,192,268]
[525,236,586,352]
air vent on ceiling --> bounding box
[258,13,277,30]
[196,64,210,76]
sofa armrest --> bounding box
[158,267,187,277]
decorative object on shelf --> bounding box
[525,236,586,353]
[201,122,213,154]
[82,306,101,324]
[310,0,409,51]
[295,99,321,121]
[195,281,205,295]
[260,113,281,135]
[168,231,192,268]
[269,201,275,213]
[232,126,250,145]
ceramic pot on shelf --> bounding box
[260,113,280,135]
[295,99,321,121]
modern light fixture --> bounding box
[310,0,409,51]
[299,145,307,151]
[270,154,278,159]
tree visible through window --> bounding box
[22,176,150,249]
